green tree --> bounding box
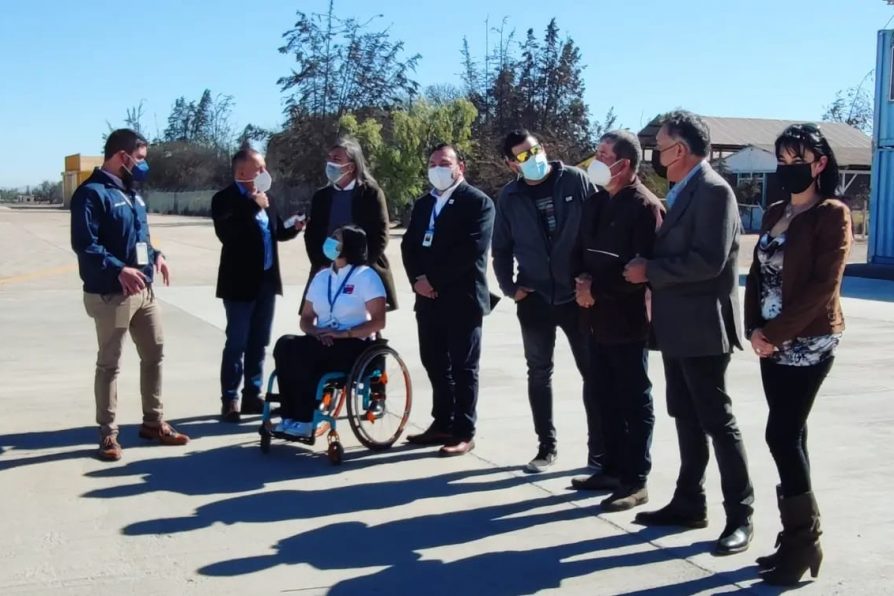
[277,0,420,120]
[822,84,873,135]
[339,99,477,219]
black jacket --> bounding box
[401,181,497,317]
[574,179,663,344]
[492,161,595,305]
[304,181,397,310]
[212,183,299,301]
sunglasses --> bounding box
[513,144,543,164]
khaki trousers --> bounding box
[83,287,164,438]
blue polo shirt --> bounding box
[236,182,273,271]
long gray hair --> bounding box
[331,136,377,186]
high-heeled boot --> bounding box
[760,491,823,586]
[756,484,783,569]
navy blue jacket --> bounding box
[401,181,497,317]
[70,168,159,294]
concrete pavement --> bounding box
[1,205,893,595]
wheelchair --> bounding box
[258,339,412,464]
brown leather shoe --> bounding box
[139,422,190,446]
[439,439,475,457]
[98,435,123,461]
[240,395,265,415]
[406,424,453,445]
[221,400,241,423]
[571,473,621,491]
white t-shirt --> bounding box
[306,265,385,332]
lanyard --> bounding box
[327,266,357,311]
[115,188,143,236]
[429,196,449,229]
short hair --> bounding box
[501,129,537,160]
[330,137,376,185]
[599,129,642,171]
[775,123,841,197]
[104,129,148,160]
[430,142,466,164]
[658,110,711,158]
[336,224,368,265]
[232,147,261,172]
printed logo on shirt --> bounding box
[113,201,128,208]
[564,195,573,202]
[344,285,355,295]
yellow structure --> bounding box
[62,154,103,207]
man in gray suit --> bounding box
[623,110,754,555]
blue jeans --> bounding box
[221,278,276,402]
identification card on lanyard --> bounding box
[327,266,357,328]
[423,197,451,247]
[117,189,148,266]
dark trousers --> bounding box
[273,335,370,421]
[516,293,602,455]
[590,339,654,487]
[220,277,276,402]
[417,306,483,440]
[761,357,834,498]
[663,353,754,522]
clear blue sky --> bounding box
[0,0,889,188]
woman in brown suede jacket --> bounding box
[745,123,851,586]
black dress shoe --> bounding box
[221,400,241,423]
[571,473,621,491]
[634,503,708,529]
[406,424,453,445]
[439,438,475,456]
[715,521,753,555]
[241,396,265,415]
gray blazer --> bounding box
[646,162,743,357]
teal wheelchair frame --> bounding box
[258,341,412,464]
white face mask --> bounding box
[237,169,272,194]
[587,159,622,188]
[428,166,456,192]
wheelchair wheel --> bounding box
[345,344,412,450]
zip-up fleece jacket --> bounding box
[492,161,594,305]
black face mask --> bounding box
[776,163,816,194]
[651,148,668,179]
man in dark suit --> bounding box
[212,148,303,422]
[624,110,754,555]
[401,143,496,456]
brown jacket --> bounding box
[744,198,851,345]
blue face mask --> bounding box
[519,152,549,181]
[323,237,341,261]
[123,155,150,184]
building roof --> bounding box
[637,116,871,167]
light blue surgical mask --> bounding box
[325,161,348,185]
[519,152,549,181]
[323,237,341,261]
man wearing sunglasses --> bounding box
[492,129,602,473]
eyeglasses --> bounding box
[513,144,543,164]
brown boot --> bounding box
[138,422,190,446]
[756,484,784,569]
[98,435,123,461]
[760,492,823,586]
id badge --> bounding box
[136,242,149,266]
[422,230,434,247]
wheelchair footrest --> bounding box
[270,431,316,446]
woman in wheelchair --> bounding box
[273,225,387,438]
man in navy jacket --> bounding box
[212,147,303,422]
[401,144,496,456]
[71,128,189,461]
